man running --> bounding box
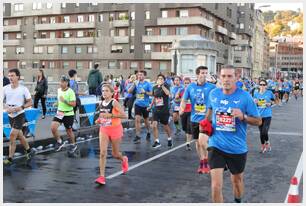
[3,68,36,165]
[180,66,216,174]
[148,74,173,149]
[170,76,183,134]
[51,76,78,156]
[206,65,261,203]
[128,70,152,144]
[293,78,300,100]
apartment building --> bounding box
[3,3,253,81]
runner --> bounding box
[293,78,300,100]
[278,79,284,105]
[128,70,152,143]
[282,79,290,103]
[51,76,78,156]
[179,77,193,150]
[180,66,216,174]
[95,84,128,185]
[170,76,183,134]
[3,68,36,165]
[148,74,173,149]
[206,65,261,203]
[253,79,275,153]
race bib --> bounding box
[195,104,206,115]
[99,118,112,127]
[216,111,236,132]
[258,99,266,108]
[55,111,65,120]
[155,97,164,106]
[174,105,180,111]
[137,93,145,100]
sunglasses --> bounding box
[259,84,266,86]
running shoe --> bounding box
[175,129,181,135]
[167,139,173,148]
[265,143,271,152]
[3,158,13,166]
[122,156,129,174]
[54,140,66,152]
[197,165,203,174]
[25,148,36,160]
[67,144,78,157]
[95,176,106,185]
[260,144,266,153]
[133,136,141,144]
[146,133,151,141]
[186,143,192,151]
[202,164,210,174]
[152,141,161,149]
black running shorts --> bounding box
[134,104,149,119]
[181,112,192,134]
[53,115,74,129]
[208,147,247,175]
[9,113,26,130]
[152,112,169,125]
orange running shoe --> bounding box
[122,156,129,174]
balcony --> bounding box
[157,16,213,29]
[112,36,129,44]
[3,39,21,46]
[216,25,228,35]
[230,32,237,39]
[4,25,21,32]
[142,35,182,43]
[151,52,172,60]
[111,20,129,27]
[35,22,95,31]
[35,37,94,45]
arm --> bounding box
[44,79,48,96]
[161,84,170,96]
[112,100,127,119]
[242,114,262,126]
[179,99,187,115]
[205,108,212,121]
[128,83,136,94]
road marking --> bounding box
[284,152,303,203]
[107,140,195,179]
[249,131,302,136]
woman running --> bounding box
[253,79,275,153]
[95,84,128,185]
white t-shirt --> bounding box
[3,84,32,117]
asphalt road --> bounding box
[3,96,303,203]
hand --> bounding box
[141,88,145,94]
[266,102,272,107]
[231,108,244,121]
[99,113,112,119]
[59,96,65,102]
[179,109,184,116]
[147,106,152,111]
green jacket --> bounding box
[87,69,102,89]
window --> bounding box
[144,44,151,53]
[3,47,7,54]
[16,47,24,54]
[131,11,135,20]
[215,4,219,9]
[162,10,168,18]
[50,32,55,39]
[64,16,70,23]
[176,27,188,35]
[110,29,115,37]
[130,45,134,53]
[119,12,128,20]
[234,56,242,63]
[76,61,82,69]
[234,46,243,51]
[144,61,152,70]
[4,20,8,26]
[77,31,84,37]
[41,17,47,23]
[97,30,102,37]
[14,4,24,11]
[179,10,188,17]
[91,2,98,6]
[239,23,244,29]
[181,54,196,74]
[145,11,150,20]
[160,28,167,36]
[33,2,42,10]
[131,28,135,37]
[99,14,103,22]
[50,17,56,23]
[75,3,79,7]
[20,61,26,69]
[108,61,117,69]
[87,46,98,53]
[161,44,171,52]
[49,61,55,69]
[119,28,126,36]
[111,45,123,53]
[75,46,82,54]
[47,46,54,54]
[61,3,66,8]
[63,61,69,69]
[4,33,8,40]
[33,62,39,69]
[77,15,84,23]
[109,13,115,21]
[16,33,21,39]
[34,46,43,54]
[89,14,95,22]
[63,31,70,38]
[62,46,68,54]
[227,8,232,18]
[130,62,138,70]
[159,62,167,71]
[47,3,53,9]
[4,62,8,69]
[145,28,153,36]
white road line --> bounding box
[249,131,302,136]
[107,140,195,179]
[284,152,303,203]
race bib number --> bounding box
[137,93,144,100]
[55,111,65,120]
[99,118,112,127]
[195,104,206,115]
[216,111,236,132]
[155,97,164,106]
[258,99,266,108]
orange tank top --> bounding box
[98,99,121,127]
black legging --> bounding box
[34,94,46,116]
[258,117,272,144]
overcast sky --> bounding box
[255,3,303,12]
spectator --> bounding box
[87,63,102,95]
[3,72,10,86]
[68,69,81,117]
[34,69,48,119]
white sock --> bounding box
[187,141,190,145]
[168,137,172,141]
[57,138,62,144]
[155,139,160,143]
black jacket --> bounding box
[35,78,48,96]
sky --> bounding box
[255,3,303,12]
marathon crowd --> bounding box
[3,64,303,203]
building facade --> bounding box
[3,3,254,81]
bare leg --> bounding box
[210,168,224,203]
[99,132,109,177]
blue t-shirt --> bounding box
[253,90,275,118]
[283,82,290,92]
[134,81,153,107]
[236,81,243,89]
[183,82,216,123]
[171,85,184,107]
[208,88,260,154]
[124,82,134,98]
